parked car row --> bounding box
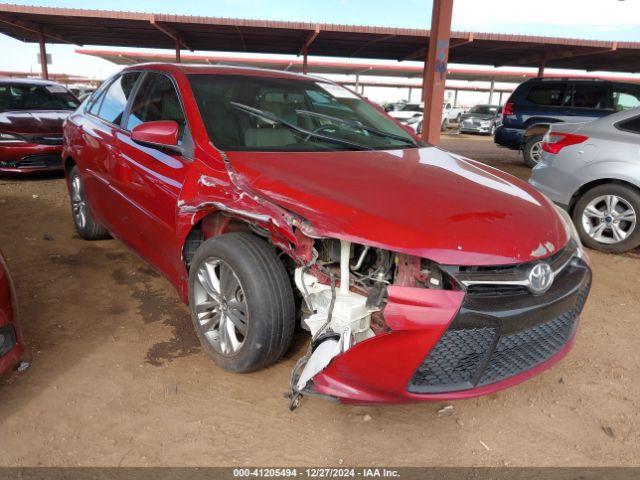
[51,63,591,407]
[386,101,465,133]
[495,77,640,166]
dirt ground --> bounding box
[0,134,638,467]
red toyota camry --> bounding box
[0,78,79,174]
[62,64,591,406]
[0,250,23,377]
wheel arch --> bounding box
[523,123,554,143]
[63,156,77,176]
[569,177,640,215]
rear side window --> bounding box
[526,84,568,106]
[126,72,187,141]
[616,115,640,134]
[570,83,609,109]
[93,72,140,125]
[612,86,640,111]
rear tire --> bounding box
[441,118,448,132]
[573,183,640,253]
[68,166,110,240]
[188,232,296,373]
[523,134,544,167]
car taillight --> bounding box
[503,102,514,116]
[541,132,589,154]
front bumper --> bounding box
[309,252,591,404]
[459,121,493,134]
[0,144,63,173]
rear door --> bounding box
[565,81,613,123]
[518,81,571,127]
[76,72,141,230]
[109,71,192,282]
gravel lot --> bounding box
[0,134,638,467]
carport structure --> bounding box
[1,2,640,143]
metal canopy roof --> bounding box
[1,4,640,72]
[77,48,640,84]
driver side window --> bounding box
[126,72,187,142]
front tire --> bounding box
[523,134,544,167]
[188,232,296,372]
[68,166,110,240]
[573,184,640,253]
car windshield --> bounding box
[469,105,498,115]
[399,103,423,112]
[0,83,79,112]
[189,74,423,152]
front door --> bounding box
[109,72,191,283]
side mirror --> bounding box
[131,120,181,154]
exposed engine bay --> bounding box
[289,238,455,409]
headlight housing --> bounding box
[554,205,584,254]
[480,120,492,127]
[405,116,421,125]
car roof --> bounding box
[0,77,66,87]
[122,62,326,83]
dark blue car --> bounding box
[495,78,640,166]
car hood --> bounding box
[0,110,70,135]
[461,113,495,121]
[225,147,568,266]
[388,111,422,121]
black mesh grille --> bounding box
[409,326,496,393]
[408,259,591,394]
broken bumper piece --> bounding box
[301,259,591,404]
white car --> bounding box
[388,102,463,133]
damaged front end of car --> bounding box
[287,235,591,408]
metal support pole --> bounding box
[302,51,308,74]
[408,87,412,102]
[175,38,181,63]
[488,79,495,104]
[499,91,504,105]
[537,62,545,77]
[38,29,49,80]
[453,89,458,106]
[355,73,360,92]
[421,0,454,145]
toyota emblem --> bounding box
[528,262,554,294]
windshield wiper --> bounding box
[229,101,373,151]
[294,109,419,147]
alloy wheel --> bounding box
[193,258,248,356]
[529,141,543,163]
[581,194,637,244]
[70,174,87,229]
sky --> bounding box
[1,0,639,104]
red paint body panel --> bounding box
[131,120,180,147]
[61,63,583,403]
[227,147,568,266]
[0,251,23,376]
